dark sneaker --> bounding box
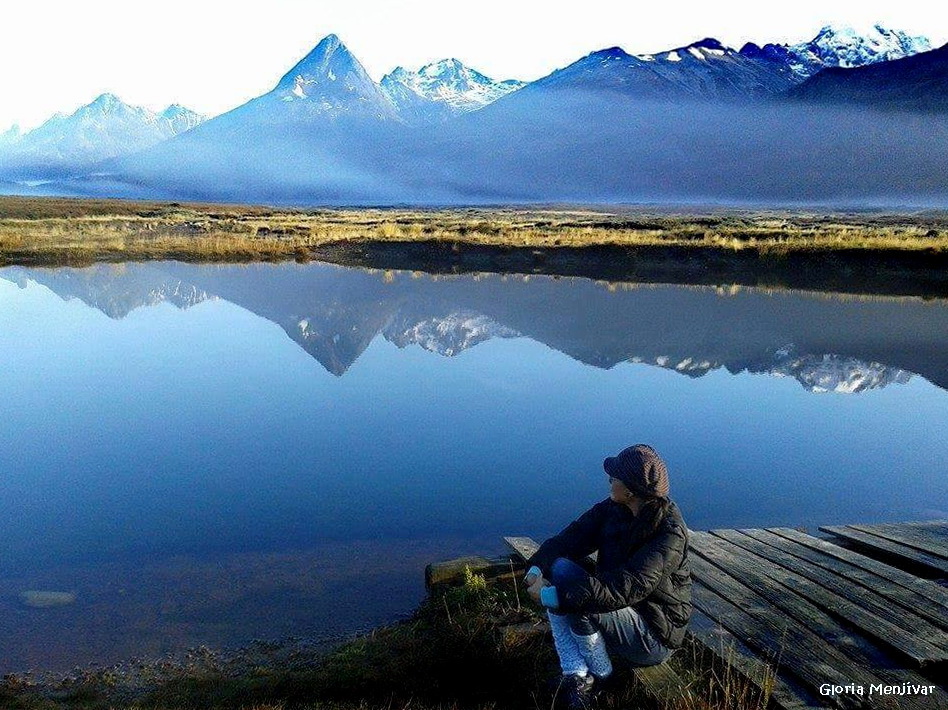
[556,673,596,710]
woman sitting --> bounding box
[524,444,692,709]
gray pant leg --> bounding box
[569,606,671,667]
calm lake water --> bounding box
[1,261,947,673]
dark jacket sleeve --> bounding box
[525,501,606,575]
[556,520,688,614]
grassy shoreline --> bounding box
[0,570,771,710]
[3,196,948,298]
[2,196,948,262]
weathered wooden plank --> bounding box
[847,523,948,560]
[743,529,948,632]
[714,529,948,661]
[768,528,948,609]
[504,535,598,566]
[690,577,874,709]
[425,554,521,589]
[694,533,911,665]
[820,525,948,577]
[691,533,946,709]
[503,536,540,562]
[689,608,824,710]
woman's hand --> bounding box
[523,564,542,587]
[527,574,549,604]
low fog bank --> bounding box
[56,94,948,208]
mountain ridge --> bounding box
[786,42,948,112]
[0,94,205,178]
[3,24,946,205]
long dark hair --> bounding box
[636,496,671,541]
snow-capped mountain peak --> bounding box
[89,92,124,110]
[272,33,397,118]
[0,123,22,144]
[160,104,205,134]
[636,38,735,63]
[740,23,932,79]
[418,58,465,77]
[1,94,206,174]
[276,34,375,98]
[277,33,350,92]
[803,23,931,68]
[768,346,912,393]
[380,58,525,116]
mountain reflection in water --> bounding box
[1,261,947,675]
[3,262,942,392]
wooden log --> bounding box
[713,529,948,661]
[819,525,948,577]
[425,554,522,589]
[746,529,948,632]
[768,528,948,609]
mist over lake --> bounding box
[1,261,947,673]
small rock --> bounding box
[20,591,76,608]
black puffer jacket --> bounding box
[527,498,692,649]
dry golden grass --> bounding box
[2,196,947,266]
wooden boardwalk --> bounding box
[688,526,948,710]
[431,521,948,710]
[820,521,948,578]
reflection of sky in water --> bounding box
[1,265,947,672]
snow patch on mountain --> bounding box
[768,346,912,393]
[533,36,794,100]
[636,38,736,63]
[384,312,519,356]
[633,344,911,393]
[160,104,206,134]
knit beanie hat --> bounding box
[603,444,670,498]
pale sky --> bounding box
[2,0,945,130]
